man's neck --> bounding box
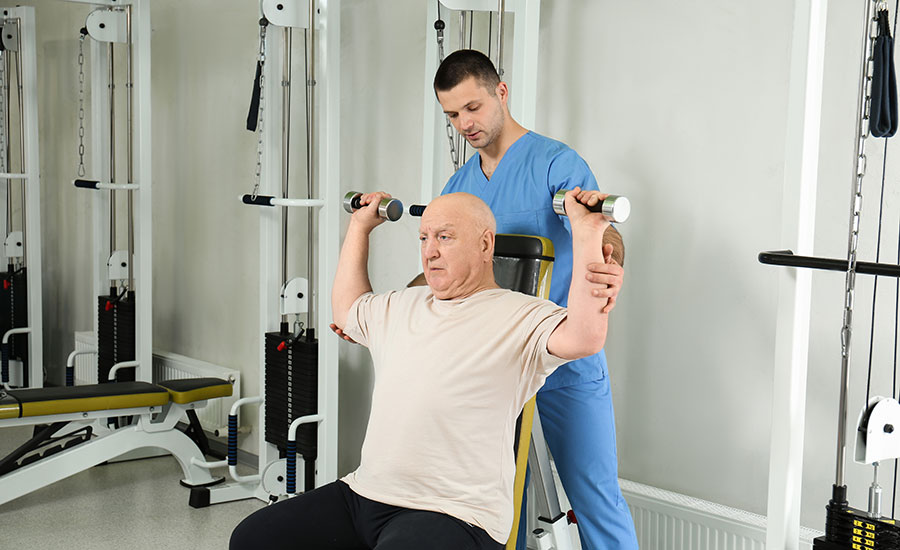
[479,122,529,180]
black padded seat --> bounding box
[494,235,555,297]
[494,234,555,261]
[157,378,232,404]
[0,382,169,419]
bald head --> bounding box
[424,193,496,235]
[419,193,499,300]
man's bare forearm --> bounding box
[332,222,374,329]
[548,222,610,360]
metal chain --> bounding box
[435,15,460,171]
[77,33,86,178]
[842,14,879,363]
[835,1,880,489]
[251,23,268,200]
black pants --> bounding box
[229,481,504,550]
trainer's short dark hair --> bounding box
[433,49,501,95]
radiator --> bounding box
[74,331,98,385]
[73,331,241,435]
[621,479,822,550]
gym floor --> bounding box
[0,426,264,549]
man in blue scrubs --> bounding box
[432,49,637,550]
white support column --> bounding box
[420,0,445,206]
[316,0,340,486]
[131,0,152,384]
[765,0,827,548]
[9,7,42,388]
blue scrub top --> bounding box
[441,131,608,390]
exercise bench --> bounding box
[0,377,232,506]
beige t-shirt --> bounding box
[341,286,568,543]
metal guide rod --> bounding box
[457,10,466,161]
[126,5,134,291]
[307,0,316,332]
[281,26,292,324]
[14,20,24,265]
[108,40,116,269]
[496,0,505,76]
[835,0,878,490]
[4,50,10,246]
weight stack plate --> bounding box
[817,506,900,550]
[97,292,136,383]
[0,269,28,384]
[264,331,318,459]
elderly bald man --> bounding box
[229,191,623,550]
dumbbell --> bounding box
[343,191,404,222]
[552,190,631,223]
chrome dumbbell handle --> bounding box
[342,191,404,222]
[552,190,631,223]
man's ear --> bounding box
[496,82,509,103]
[482,230,495,260]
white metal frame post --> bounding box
[70,0,152,384]
[0,6,43,388]
[316,0,340,487]
[419,0,540,207]
[765,0,827,548]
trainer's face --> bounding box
[436,76,507,150]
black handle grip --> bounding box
[228,414,238,466]
[242,194,275,206]
[73,179,99,189]
[1,342,7,384]
[286,439,297,494]
[408,205,427,217]
[246,61,263,132]
[758,250,900,278]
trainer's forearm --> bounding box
[332,222,374,329]
[604,225,625,267]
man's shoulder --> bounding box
[523,131,579,158]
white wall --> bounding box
[14,0,900,535]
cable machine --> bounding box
[189,0,340,508]
[762,1,900,548]
[0,6,42,391]
[66,0,152,387]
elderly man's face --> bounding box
[419,196,493,300]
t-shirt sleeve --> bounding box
[342,291,395,348]
[518,297,570,382]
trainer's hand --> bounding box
[585,243,624,314]
[329,323,358,344]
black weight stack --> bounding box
[97,291,136,383]
[0,268,28,386]
[265,328,318,489]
